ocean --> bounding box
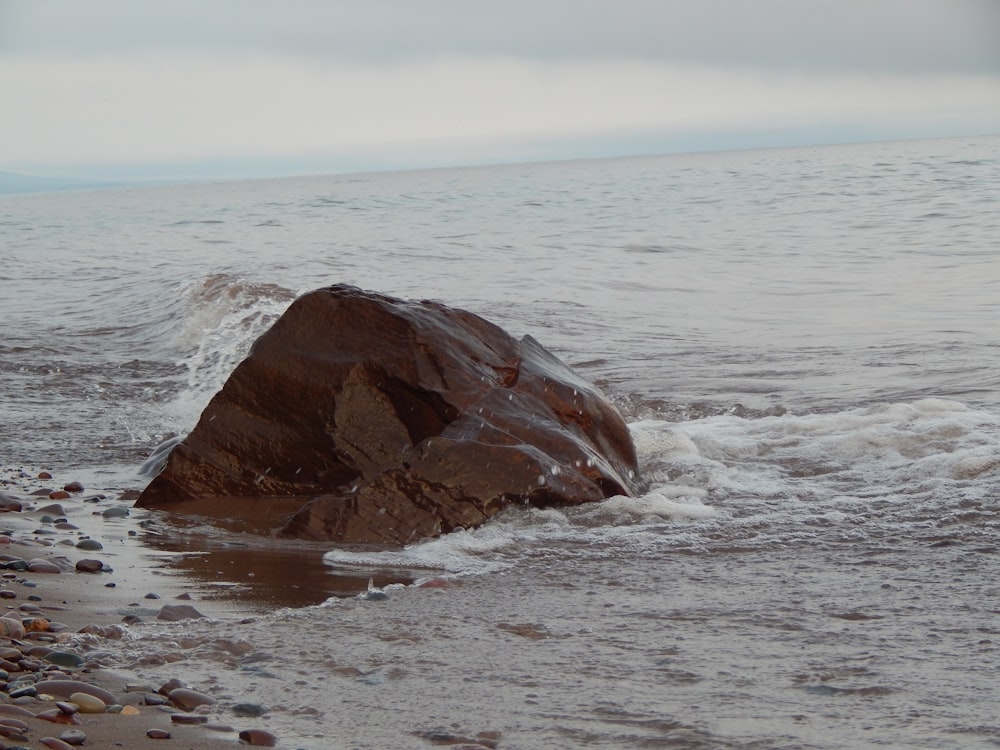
[1,135,999,749]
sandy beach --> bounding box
[0,466,306,750]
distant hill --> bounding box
[0,170,122,195]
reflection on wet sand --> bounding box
[138,528,412,609]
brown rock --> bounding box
[146,728,171,739]
[62,482,84,493]
[0,493,22,512]
[239,728,278,746]
[168,687,216,710]
[75,559,104,573]
[39,738,76,750]
[38,471,53,480]
[156,604,206,622]
[47,490,71,501]
[27,559,61,574]
[136,285,639,544]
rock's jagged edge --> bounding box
[136,284,639,544]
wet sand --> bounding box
[0,467,348,749]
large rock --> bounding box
[136,285,638,544]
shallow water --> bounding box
[2,135,1000,748]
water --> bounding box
[2,135,999,748]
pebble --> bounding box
[146,728,171,739]
[37,471,52,480]
[0,617,25,639]
[171,713,208,724]
[55,702,78,715]
[157,604,206,621]
[35,708,80,725]
[168,687,217,710]
[157,678,186,696]
[101,506,129,519]
[27,559,62,574]
[68,691,106,713]
[232,702,267,717]
[59,728,87,746]
[75,559,104,573]
[74,539,103,551]
[238,728,278,747]
[47,491,71,501]
[62,482,84,494]
[33,680,118,706]
[35,504,66,516]
[45,652,85,669]
[39,738,76,750]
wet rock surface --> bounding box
[136,285,639,544]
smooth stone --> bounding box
[120,705,141,715]
[232,702,267,717]
[239,728,278,746]
[157,678,186,695]
[59,728,87,746]
[0,704,35,718]
[146,728,171,739]
[74,539,103,551]
[38,472,52,480]
[47,491,71,501]
[39,738,76,750]
[27,559,62,574]
[101,506,129,519]
[171,713,208,724]
[0,718,29,732]
[144,592,161,600]
[74,560,103,573]
[69,692,106,713]
[33,680,117,706]
[156,604,206,622]
[44,652,85,669]
[0,590,16,599]
[62,482,84,494]
[55,702,78,715]
[168,687,216,710]
[8,686,37,699]
[34,708,80,725]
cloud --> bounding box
[3,53,998,174]
[1,1,998,177]
[2,0,999,74]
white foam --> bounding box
[165,274,295,432]
[320,398,1000,576]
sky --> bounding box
[1,0,999,180]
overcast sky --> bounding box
[2,0,999,179]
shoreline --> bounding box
[0,467,326,749]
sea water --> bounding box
[1,135,999,748]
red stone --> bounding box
[239,729,277,747]
[136,285,638,544]
[47,491,70,501]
